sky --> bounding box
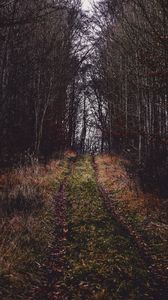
[82,0,92,10]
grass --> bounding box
[64,155,154,299]
[95,155,146,214]
[1,153,166,299]
[95,154,168,279]
[0,156,68,299]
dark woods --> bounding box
[0,0,168,194]
[0,2,168,299]
[90,0,168,195]
[0,0,88,162]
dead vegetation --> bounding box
[0,152,167,298]
[95,154,167,220]
[0,157,68,299]
[95,154,168,279]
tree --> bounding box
[0,0,89,161]
[90,0,168,190]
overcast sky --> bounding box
[82,0,92,10]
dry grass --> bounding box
[0,157,68,299]
[95,154,168,223]
[95,154,168,270]
[95,154,147,214]
[64,149,77,159]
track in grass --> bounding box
[28,182,68,300]
[64,155,158,300]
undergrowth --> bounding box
[95,154,168,281]
[0,156,68,299]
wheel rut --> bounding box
[92,155,168,299]
[29,155,167,299]
[28,182,68,300]
[64,156,158,299]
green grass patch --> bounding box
[65,155,155,300]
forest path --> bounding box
[30,155,160,300]
[62,155,156,299]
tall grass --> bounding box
[0,157,67,299]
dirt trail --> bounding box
[29,155,167,299]
[29,182,68,300]
[63,156,160,299]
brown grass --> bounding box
[0,158,68,298]
[95,154,147,214]
[95,154,165,218]
[64,149,77,159]
[95,155,168,272]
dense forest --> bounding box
[0,0,168,299]
[0,0,89,160]
[1,0,168,192]
[90,0,168,194]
